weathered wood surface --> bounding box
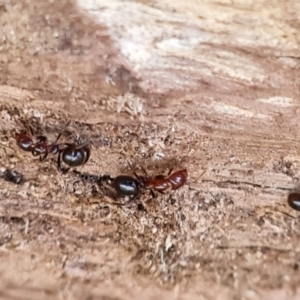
[1,0,300,299]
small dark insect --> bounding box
[287,192,300,211]
[138,168,188,194]
[2,169,24,184]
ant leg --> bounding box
[56,119,73,143]
[54,132,62,144]
[57,150,70,174]
[148,186,170,202]
[126,160,133,170]
[101,192,138,207]
[166,191,176,204]
[141,166,148,177]
[126,160,142,178]
[28,125,35,137]
[167,167,174,176]
[57,151,63,171]
[63,167,70,174]
[32,149,48,160]
[125,192,139,205]
[54,120,71,144]
[133,172,143,182]
[64,120,71,129]
[150,189,156,198]
[144,189,157,203]
[194,169,207,182]
[32,150,39,156]
[40,153,48,162]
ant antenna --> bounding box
[167,167,174,176]
[54,120,72,144]
[64,119,71,129]
[194,169,207,183]
[126,160,132,168]
[28,125,35,137]
[141,166,148,177]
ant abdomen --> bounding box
[168,169,188,190]
[113,175,140,197]
[288,192,300,211]
[61,145,90,167]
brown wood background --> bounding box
[1,0,300,299]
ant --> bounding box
[287,192,300,211]
[96,163,189,206]
[113,164,188,200]
[15,130,63,161]
[15,124,91,172]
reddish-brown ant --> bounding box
[94,167,189,206]
[105,168,188,205]
[15,125,91,172]
[15,131,63,161]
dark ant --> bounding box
[97,167,188,206]
[15,131,63,161]
[114,166,188,202]
[15,125,91,172]
[287,192,300,211]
